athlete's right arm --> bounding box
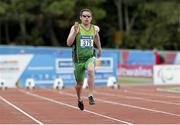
[67,22,79,46]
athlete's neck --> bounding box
[81,23,90,29]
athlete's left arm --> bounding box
[94,25,102,58]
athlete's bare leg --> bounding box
[75,82,83,101]
[75,82,84,110]
[87,63,95,97]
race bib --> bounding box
[80,35,94,48]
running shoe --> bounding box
[88,96,95,105]
[78,100,84,110]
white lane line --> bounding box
[94,91,180,106]
[58,91,180,118]
[0,96,44,125]
[19,90,133,125]
[157,88,180,94]
[97,98,180,117]
[124,89,180,99]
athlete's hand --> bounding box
[73,21,79,35]
[97,48,102,58]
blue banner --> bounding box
[0,46,120,88]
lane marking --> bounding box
[57,91,180,118]
[94,91,180,106]
[0,96,43,125]
[157,88,180,94]
[124,89,180,99]
[19,89,133,125]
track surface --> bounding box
[1,85,180,124]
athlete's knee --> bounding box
[75,82,83,88]
[87,64,94,76]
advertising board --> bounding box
[153,65,180,85]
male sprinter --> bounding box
[67,8,102,110]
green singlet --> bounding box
[73,24,96,83]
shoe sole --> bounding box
[89,101,95,105]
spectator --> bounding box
[154,48,164,64]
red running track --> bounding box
[0,84,180,124]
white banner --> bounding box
[0,54,33,87]
[153,65,180,85]
[174,52,180,64]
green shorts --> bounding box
[74,57,96,83]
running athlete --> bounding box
[67,8,102,110]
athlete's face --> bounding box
[80,11,92,25]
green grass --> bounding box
[118,77,153,85]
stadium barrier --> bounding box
[153,65,180,85]
[0,46,119,88]
[0,45,178,87]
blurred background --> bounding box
[0,0,180,88]
[0,0,179,49]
